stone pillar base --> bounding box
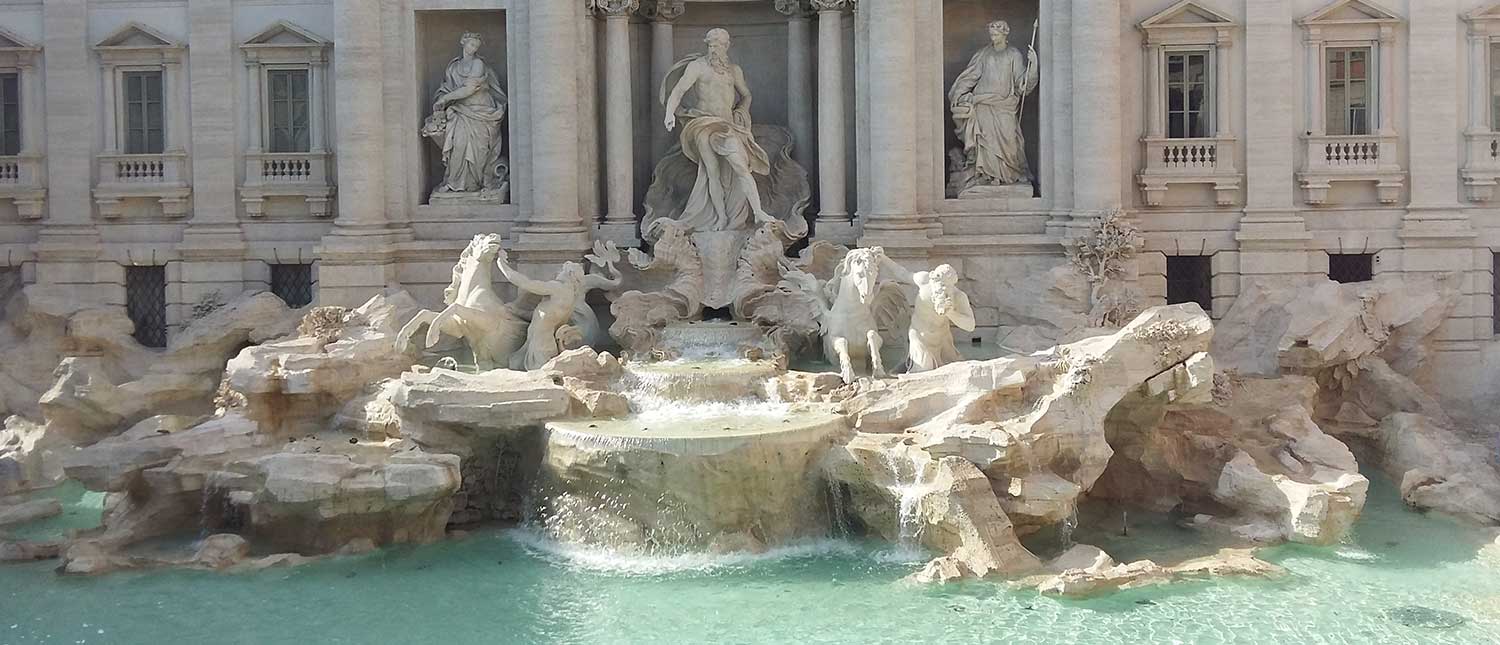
[1234,210,1320,291]
[315,227,411,307]
[813,219,859,246]
[595,221,641,248]
[858,219,933,261]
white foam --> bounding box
[509,530,888,576]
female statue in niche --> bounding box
[425,32,509,199]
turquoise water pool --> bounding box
[2,478,1497,645]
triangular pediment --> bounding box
[95,22,180,49]
[1299,0,1400,26]
[1140,1,1236,30]
[0,27,38,51]
[1467,1,1500,23]
[242,21,328,48]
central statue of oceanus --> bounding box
[636,27,812,312]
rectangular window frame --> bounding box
[1489,38,1500,132]
[0,71,20,156]
[120,68,165,155]
[263,65,311,153]
[1162,46,1215,140]
[1325,44,1375,137]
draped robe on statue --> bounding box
[949,45,1038,187]
[662,54,771,232]
[434,56,507,193]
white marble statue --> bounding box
[821,247,912,384]
[948,19,1039,196]
[425,32,509,199]
[494,248,622,371]
[906,264,976,373]
[662,28,775,231]
[396,234,528,370]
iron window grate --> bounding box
[270,263,315,308]
[1329,254,1374,284]
[126,265,167,348]
[1166,255,1213,314]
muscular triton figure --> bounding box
[662,28,774,231]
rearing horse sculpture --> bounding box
[822,247,912,384]
[395,234,528,370]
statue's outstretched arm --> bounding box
[495,253,559,297]
[664,63,698,129]
[948,290,978,332]
[879,256,916,285]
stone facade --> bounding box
[0,0,1497,398]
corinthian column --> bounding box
[644,0,685,160]
[777,1,816,182]
[811,0,854,243]
[593,0,641,246]
[858,0,927,256]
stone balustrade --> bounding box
[1462,130,1500,202]
[1137,136,1241,207]
[1297,133,1404,205]
[0,153,46,219]
[241,151,335,218]
[92,152,192,218]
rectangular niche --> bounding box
[942,0,1042,200]
[415,9,509,206]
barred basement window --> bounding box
[1166,256,1213,314]
[1329,253,1374,284]
[126,265,167,348]
[270,263,314,308]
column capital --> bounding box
[775,0,813,19]
[588,0,639,18]
[811,0,856,13]
[639,0,684,22]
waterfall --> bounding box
[826,478,851,539]
[1059,508,1079,552]
[881,448,929,550]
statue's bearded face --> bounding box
[706,33,732,69]
[989,22,1009,47]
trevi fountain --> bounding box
[3,1,1500,643]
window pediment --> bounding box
[94,22,183,64]
[1299,0,1400,28]
[1140,1,1237,46]
[1467,2,1500,36]
[0,27,39,68]
[241,21,330,65]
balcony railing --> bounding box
[1463,131,1500,202]
[93,152,191,218]
[241,151,335,218]
[1138,136,1241,207]
[0,154,46,219]
[1298,134,1403,205]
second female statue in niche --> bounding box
[425,32,509,200]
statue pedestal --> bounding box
[428,188,509,207]
[595,221,641,248]
[958,184,1033,200]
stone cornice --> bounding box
[810,0,856,12]
[588,0,640,18]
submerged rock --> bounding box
[1385,605,1467,630]
[0,497,62,527]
